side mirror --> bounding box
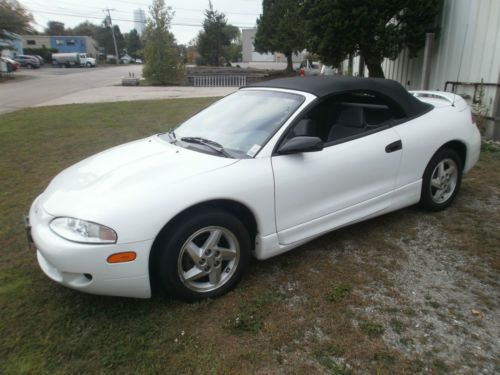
[278,136,324,155]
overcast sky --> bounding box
[20,0,262,44]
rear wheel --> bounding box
[155,208,251,301]
[419,148,462,211]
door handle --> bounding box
[385,140,402,153]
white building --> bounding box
[242,28,304,64]
[133,9,146,35]
[343,0,500,139]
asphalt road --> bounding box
[0,65,143,114]
[0,65,237,114]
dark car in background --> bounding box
[14,55,41,69]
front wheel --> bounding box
[419,148,462,211]
[155,208,251,301]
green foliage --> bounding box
[95,24,125,55]
[69,21,99,37]
[23,47,58,62]
[45,20,66,35]
[303,0,441,77]
[126,29,143,58]
[360,320,385,338]
[0,0,34,35]
[327,283,352,303]
[254,0,306,72]
[143,0,184,85]
[196,2,241,66]
[227,294,273,334]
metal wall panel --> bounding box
[380,0,499,119]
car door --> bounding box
[272,126,402,245]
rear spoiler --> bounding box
[410,91,467,110]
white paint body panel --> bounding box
[29,88,481,298]
[273,127,402,244]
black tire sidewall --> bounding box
[156,208,251,301]
[420,148,463,211]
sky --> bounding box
[20,0,262,44]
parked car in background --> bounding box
[26,76,481,301]
[299,59,321,76]
[34,55,45,65]
[0,56,19,71]
[52,53,96,68]
[14,55,40,69]
[120,54,134,64]
[135,58,143,64]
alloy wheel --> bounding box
[177,226,240,293]
[430,158,458,204]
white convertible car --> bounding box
[26,76,481,301]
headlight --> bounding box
[49,217,117,244]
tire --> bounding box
[155,208,251,301]
[27,64,33,69]
[419,148,463,211]
[86,62,91,67]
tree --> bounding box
[254,0,306,72]
[143,0,184,85]
[0,0,34,35]
[69,21,98,37]
[94,23,125,56]
[45,21,66,35]
[196,2,239,66]
[303,0,441,78]
[126,29,143,58]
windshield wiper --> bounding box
[168,129,177,142]
[180,137,231,158]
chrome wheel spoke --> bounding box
[431,178,442,189]
[209,266,222,285]
[446,165,456,176]
[203,229,221,251]
[215,246,236,261]
[438,162,445,178]
[186,241,202,263]
[183,266,206,281]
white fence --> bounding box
[192,75,247,87]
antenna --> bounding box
[453,22,469,106]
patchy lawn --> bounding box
[0,100,499,374]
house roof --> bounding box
[248,76,432,117]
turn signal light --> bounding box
[107,252,137,263]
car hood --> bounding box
[40,135,238,216]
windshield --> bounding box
[172,90,304,157]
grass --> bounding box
[1,100,499,374]
[360,320,385,338]
[327,283,352,303]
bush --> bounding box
[23,47,58,63]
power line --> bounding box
[25,0,260,17]
[25,8,256,28]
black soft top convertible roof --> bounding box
[248,76,432,118]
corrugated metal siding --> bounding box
[381,0,500,116]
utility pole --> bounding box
[103,8,119,64]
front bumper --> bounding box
[28,197,153,298]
